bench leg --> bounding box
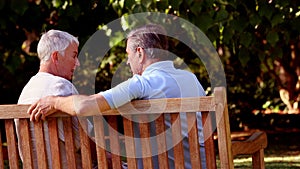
[252,149,265,169]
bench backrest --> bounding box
[0,87,234,169]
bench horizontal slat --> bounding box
[0,104,68,119]
[106,96,215,115]
[0,96,215,119]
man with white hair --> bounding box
[15,29,91,169]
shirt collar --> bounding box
[142,61,175,75]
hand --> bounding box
[27,96,58,121]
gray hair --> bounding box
[37,30,79,64]
[126,23,169,60]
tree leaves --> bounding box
[266,31,279,46]
[240,32,252,48]
[141,0,152,8]
[238,47,250,67]
[271,14,284,27]
[0,0,5,10]
[11,0,28,15]
[215,8,228,22]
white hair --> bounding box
[37,30,79,64]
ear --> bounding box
[136,47,145,64]
[51,51,59,64]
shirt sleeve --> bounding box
[100,75,144,108]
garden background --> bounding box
[0,0,299,168]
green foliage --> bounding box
[11,0,28,15]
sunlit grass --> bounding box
[233,154,300,169]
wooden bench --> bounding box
[0,87,267,169]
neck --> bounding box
[38,62,56,75]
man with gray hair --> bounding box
[15,29,92,168]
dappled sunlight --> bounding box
[233,154,300,168]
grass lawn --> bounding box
[234,154,300,168]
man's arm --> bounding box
[27,94,111,121]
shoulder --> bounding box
[51,76,78,95]
[27,72,78,95]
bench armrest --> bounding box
[231,131,268,156]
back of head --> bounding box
[127,23,169,60]
[37,30,79,64]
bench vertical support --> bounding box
[93,116,110,169]
[0,128,4,169]
[5,120,20,169]
[123,116,138,169]
[33,121,48,169]
[107,116,122,169]
[171,113,185,169]
[214,87,234,169]
[155,115,169,168]
[252,149,265,169]
[48,118,62,169]
[18,119,34,169]
[63,117,77,169]
[187,112,202,169]
[202,111,217,169]
[79,117,93,169]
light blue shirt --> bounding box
[101,61,205,106]
[101,61,206,168]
